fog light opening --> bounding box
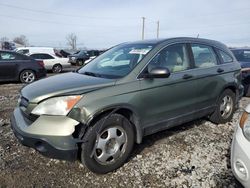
[235,160,248,180]
[35,141,46,152]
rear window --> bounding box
[218,50,233,63]
[0,52,29,61]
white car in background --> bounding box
[29,53,70,73]
[15,47,55,55]
[231,105,250,188]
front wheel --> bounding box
[81,114,135,174]
[20,70,36,83]
[209,89,236,124]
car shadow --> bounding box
[129,118,207,160]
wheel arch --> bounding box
[217,83,239,107]
[221,83,238,99]
[86,105,143,144]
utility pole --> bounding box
[141,17,145,40]
[157,21,160,38]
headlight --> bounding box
[239,111,250,141]
[32,96,82,116]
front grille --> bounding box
[19,96,39,123]
[20,109,39,123]
[20,97,29,108]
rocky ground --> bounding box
[0,78,248,187]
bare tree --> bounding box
[66,33,77,50]
[0,37,9,43]
[13,35,29,46]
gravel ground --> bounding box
[0,77,248,187]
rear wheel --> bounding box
[52,64,62,73]
[81,114,135,174]
[20,70,36,83]
[209,89,236,124]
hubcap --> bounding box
[220,95,233,119]
[22,72,35,83]
[94,127,127,165]
[53,65,62,73]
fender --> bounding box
[86,104,143,144]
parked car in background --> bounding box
[1,41,16,50]
[15,47,55,55]
[83,50,102,65]
[231,48,250,96]
[29,53,70,73]
[11,37,243,174]
[0,50,46,83]
[68,50,101,66]
[68,50,90,66]
[231,105,250,188]
[58,49,71,58]
[84,56,96,64]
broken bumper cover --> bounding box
[11,108,79,161]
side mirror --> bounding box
[143,67,171,78]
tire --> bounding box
[20,70,36,83]
[242,76,250,97]
[243,84,250,97]
[209,89,236,124]
[81,114,135,174]
[77,60,84,66]
[52,64,62,73]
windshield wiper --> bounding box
[83,71,102,78]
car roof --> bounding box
[0,50,16,53]
[124,37,227,49]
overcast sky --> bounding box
[0,0,250,49]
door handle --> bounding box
[182,74,193,79]
[217,68,224,73]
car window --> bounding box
[31,53,54,59]
[0,52,17,61]
[232,50,250,62]
[30,54,41,59]
[40,54,54,59]
[147,43,190,73]
[191,44,218,68]
[218,50,233,63]
[17,49,29,55]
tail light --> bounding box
[37,60,44,68]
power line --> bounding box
[0,2,138,20]
[0,14,139,29]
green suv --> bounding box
[11,37,243,173]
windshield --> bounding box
[78,43,154,79]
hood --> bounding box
[21,72,115,103]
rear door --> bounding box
[189,43,223,110]
[138,43,198,133]
[0,52,19,80]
